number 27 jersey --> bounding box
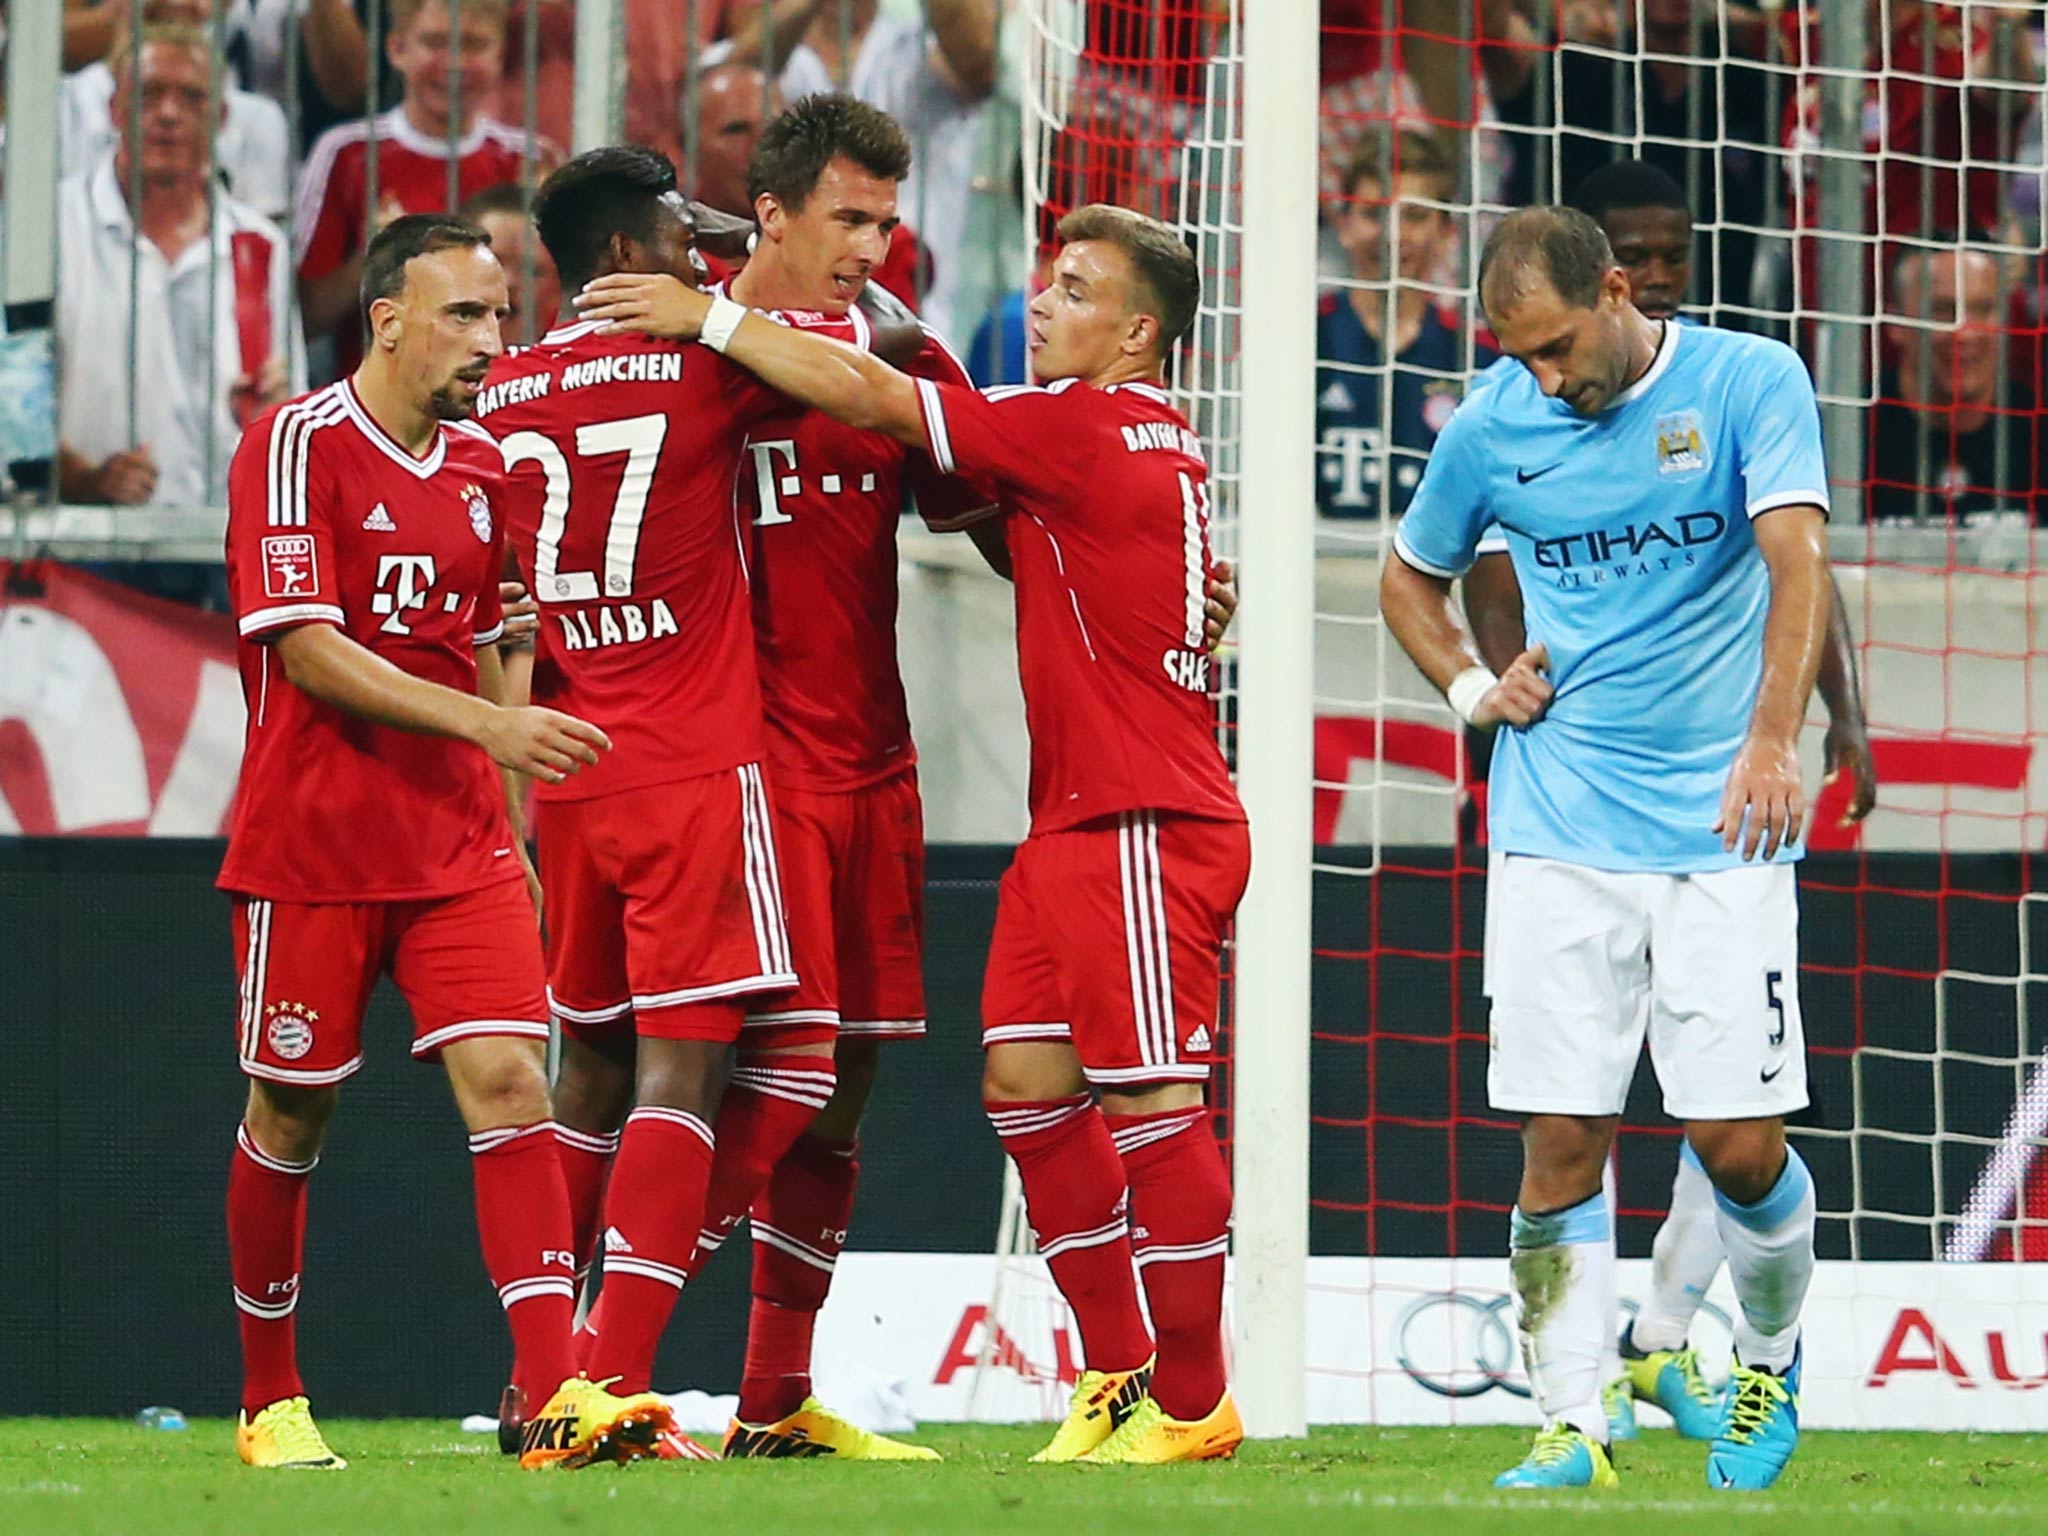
[477,312,864,799]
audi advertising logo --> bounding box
[1392,1291,1735,1399]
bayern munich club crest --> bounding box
[264,1001,318,1061]
[463,483,493,543]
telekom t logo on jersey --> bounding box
[371,554,438,635]
[748,440,880,526]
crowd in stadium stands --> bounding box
[13,0,2048,589]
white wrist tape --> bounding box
[1445,665,1499,726]
[700,293,748,354]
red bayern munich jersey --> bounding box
[219,380,517,903]
[914,376,1244,834]
[478,311,864,800]
[743,310,997,791]
[294,109,550,283]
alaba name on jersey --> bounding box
[476,309,864,799]
[743,311,996,792]
[913,374,1244,834]
[219,380,516,903]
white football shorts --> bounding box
[1483,851,1808,1121]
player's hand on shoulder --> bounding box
[1471,642,1553,730]
[1716,731,1805,861]
[576,273,708,340]
[478,705,611,784]
[1204,559,1238,653]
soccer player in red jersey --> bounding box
[580,201,1250,1464]
[474,147,873,1446]
[220,213,671,1471]
[675,94,997,1461]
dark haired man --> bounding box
[218,213,658,1471]
[581,200,1249,1465]
[1382,206,1827,1492]
[474,146,880,1464]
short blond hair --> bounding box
[107,20,215,84]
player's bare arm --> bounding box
[1381,550,1552,729]
[271,621,609,784]
[1817,576,1877,823]
[476,643,544,920]
[1460,550,1526,675]
[576,272,929,447]
[1715,505,1828,861]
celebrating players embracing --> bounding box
[579,202,1250,1465]
[1383,206,1828,1491]
[219,214,668,1471]
[476,146,881,1464]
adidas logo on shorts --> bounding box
[1186,1025,1213,1053]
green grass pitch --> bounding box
[4,1421,2045,1535]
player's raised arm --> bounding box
[577,272,930,447]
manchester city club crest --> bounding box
[1654,410,1709,477]
[463,483,493,543]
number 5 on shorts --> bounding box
[1765,969,1786,1050]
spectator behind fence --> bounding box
[727,0,998,339]
[1316,131,1495,521]
[60,1,292,220]
[294,0,554,369]
[54,23,303,515]
[1492,0,1772,319]
[222,1,399,150]
[690,60,782,220]
[1869,246,2048,526]
[459,182,557,346]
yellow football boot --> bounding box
[237,1396,346,1470]
[721,1397,940,1460]
[1075,1391,1243,1464]
[517,1373,674,1470]
[1029,1358,1155,1464]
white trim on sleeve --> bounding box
[238,602,345,637]
[915,377,955,473]
[1747,489,1832,520]
[1391,525,1470,580]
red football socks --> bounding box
[579,1105,718,1393]
[228,1123,313,1418]
[985,1096,1153,1372]
[1106,1107,1231,1420]
[553,1123,618,1294]
[740,1133,859,1422]
[469,1121,579,1407]
[689,1058,837,1278]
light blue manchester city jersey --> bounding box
[1396,321,1830,873]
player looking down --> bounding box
[1383,206,1828,1492]
[218,213,660,1471]
[577,200,1251,1466]
[1460,160,1875,1447]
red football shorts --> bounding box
[232,876,549,1086]
[752,770,926,1042]
[980,811,1250,1086]
[538,764,815,1046]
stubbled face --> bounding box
[759,157,899,315]
[1888,251,2002,404]
[694,67,777,219]
[475,208,560,343]
[1602,204,1692,321]
[113,42,220,187]
[1027,239,1150,383]
[1488,266,1636,417]
[389,0,504,134]
[379,243,509,420]
[1336,169,1455,287]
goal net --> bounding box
[975,0,2048,1429]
